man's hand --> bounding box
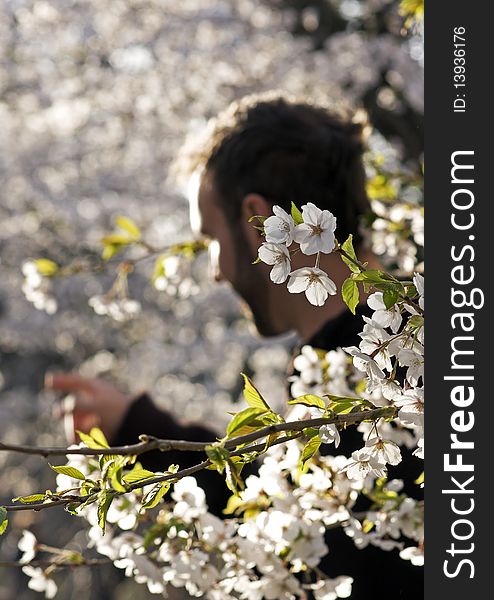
[45,373,135,444]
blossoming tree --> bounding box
[0,196,424,599]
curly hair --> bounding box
[175,92,371,246]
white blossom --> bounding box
[397,347,424,386]
[319,424,341,447]
[341,448,387,480]
[394,387,424,427]
[364,437,402,466]
[21,261,58,314]
[358,317,395,372]
[312,576,354,600]
[400,545,424,566]
[293,203,337,255]
[22,567,57,599]
[343,346,386,384]
[258,242,292,283]
[413,272,424,310]
[287,267,337,306]
[413,437,424,459]
[18,530,38,564]
[293,345,324,384]
[172,476,207,522]
[367,291,402,333]
[263,205,295,245]
[88,295,141,321]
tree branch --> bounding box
[1,406,396,513]
[0,558,110,568]
[0,407,396,458]
[0,437,208,457]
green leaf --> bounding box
[206,444,230,474]
[226,407,269,438]
[328,401,356,414]
[291,202,304,225]
[0,507,8,535]
[77,428,109,449]
[12,494,47,504]
[97,492,114,534]
[383,288,400,309]
[122,468,156,484]
[288,394,326,410]
[352,269,389,284]
[64,502,81,515]
[101,234,133,246]
[340,235,360,274]
[300,436,321,469]
[101,243,124,261]
[89,428,109,447]
[33,258,58,277]
[222,495,244,515]
[362,519,375,534]
[248,214,267,224]
[342,278,359,314]
[415,471,424,486]
[116,216,141,240]
[241,373,271,411]
[111,467,127,493]
[225,459,244,495]
[302,427,320,439]
[408,315,424,329]
[141,482,170,509]
[49,464,86,480]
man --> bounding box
[47,93,423,598]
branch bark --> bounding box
[1,406,396,513]
[0,406,395,458]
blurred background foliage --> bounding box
[0,1,422,598]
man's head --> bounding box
[181,92,371,336]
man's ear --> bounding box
[240,193,272,251]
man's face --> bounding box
[189,170,283,337]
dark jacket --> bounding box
[112,305,424,599]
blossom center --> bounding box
[307,273,321,284]
[310,224,323,236]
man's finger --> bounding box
[45,372,96,394]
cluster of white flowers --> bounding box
[258,203,338,306]
[344,273,424,456]
[88,266,142,321]
[17,530,58,598]
[21,261,58,314]
[153,254,200,298]
[281,266,425,562]
[22,565,58,599]
[370,201,424,274]
[17,204,424,598]
[290,346,356,400]
[88,294,141,322]
[19,431,423,598]
[27,445,357,599]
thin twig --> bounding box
[0,558,111,569]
